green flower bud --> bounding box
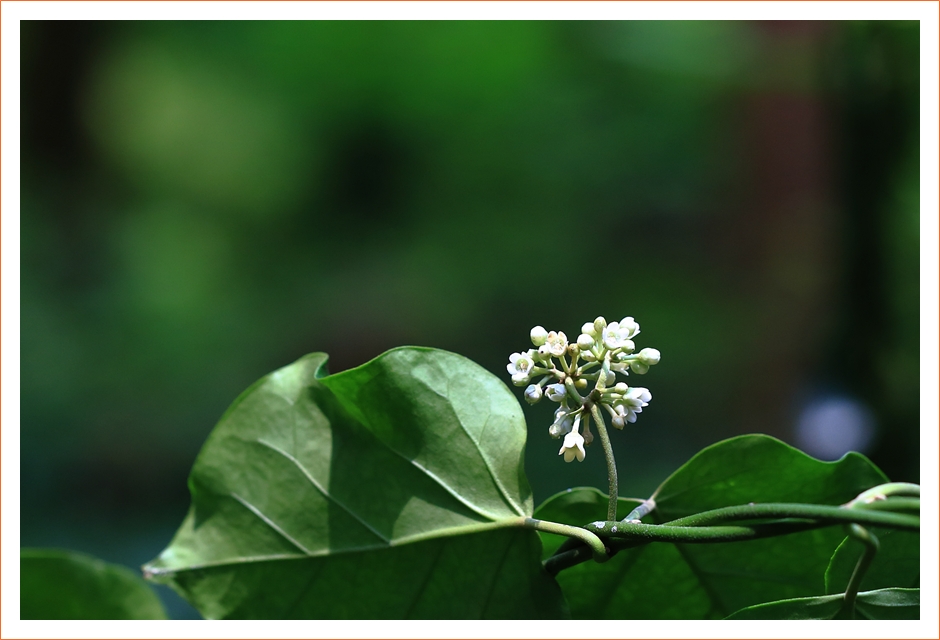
[639,347,661,365]
[530,325,548,346]
[577,333,595,350]
[630,361,650,375]
[593,316,607,334]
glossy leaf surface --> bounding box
[145,348,565,619]
[538,435,888,618]
[21,549,167,620]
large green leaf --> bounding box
[144,348,566,618]
[725,588,919,620]
[21,549,167,620]
[539,435,889,619]
[825,529,919,594]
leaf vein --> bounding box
[255,438,391,545]
[404,539,448,619]
[229,492,313,556]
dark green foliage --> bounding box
[825,528,920,594]
[21,549,167,620]
[534,435,892,619]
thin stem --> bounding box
[545,502,918,576]
[584,519,823,544]
[851,497,920,514]
[523,517,609,563]
[563,377,584,406]
[846,482,920,508]
[544,544,596,576]
[544,519,827,576]
[664,502,919,531]
[838,524,880,619]
[622,498,657,523]
[590,404,618,521]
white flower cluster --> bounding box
[507,316,660,463]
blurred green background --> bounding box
[20,21,919,618]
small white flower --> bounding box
[627,387,652,405]
[615,387,652,423]
[545,383,567,403]
[619,316,640,339]
[602,321,629,349]
[558,416,586,462]
[545,331,568,357]
[506,349,535,380]
[639,347,661,365]
[530,325,548,346]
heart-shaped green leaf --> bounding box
[537,435,889,619]
[725,587,919,620]
[144,348,566,619]
[21,549,167,620]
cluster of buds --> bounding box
[507,316,661,463]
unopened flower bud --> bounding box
[606,371,616,386]
[549,408,574,438]
[639,347,661,365]
[575,378,588,389]
[622,339,636,353]
[577,333,595,349]
[614,382,628,393]
[630,361,650,375]
[593,316,607,334]
[530,325,548,346]
[582,322,597,337]
[581,424,594,446]
[611,414,625,430]
[567,343,580,357]
[524,384,542,404]
[538,344,552,359]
